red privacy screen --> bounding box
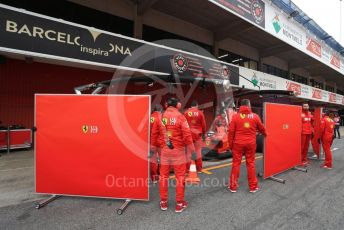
[35,94,150,200]
[263,103,302,179]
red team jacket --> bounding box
[155,106,195,152]
[150,111,165,149]
[184,107,206,141]
[320,116,335,140]
[301,111,314,135]
[228,106,266,147]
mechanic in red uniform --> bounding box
[319,111,335,169]
[151,97,196,213]
[301,102,314,166]
[227,99,266,193]
[213,110,228,130]
[149,104,164,183]
[184,100,206,173]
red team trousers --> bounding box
[229,143,258,191]
[159,148,186,203]
[301,134,312,163]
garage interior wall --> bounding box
[0,59,112,128]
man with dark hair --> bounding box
[227,99,266,193]
[319,110,335,169]
[213,110,228,131]
[151,97,196,213]
[184,100,206,172]
[301,102,314,166]
[333,113,341,139]
[149,104,164,183]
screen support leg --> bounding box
[116,199,132,215]
[35,195,61,209]
[268,176,286,184]
[293,167,307,173]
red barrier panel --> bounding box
[311,107,323,157]
[35,94,150,200]
[0,129,31,150]
[0,131,5,149]
[263,103,302,179]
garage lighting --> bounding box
[218,54,229,59]
[288,10,299,19]
[232,58,243,63]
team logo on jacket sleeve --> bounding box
[150,117,155,123]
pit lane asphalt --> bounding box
[1,138,344,230]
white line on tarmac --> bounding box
[0,167,33,172]
[332,148,339,151]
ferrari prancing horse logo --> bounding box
[82,125,88,134]
[82,125,99,134]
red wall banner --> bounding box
[35,94,150,200]
[263,103,302,179]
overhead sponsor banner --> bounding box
[263,103,302,179]
[35,94,150,200]
[330,55,341,69]
[239,67,344,105]
[265,3,344,74]
[337,94,344,105]
[155,52,240,85]
[211,0,344,74]
[300,84,311,99]
[0,6,150,67]
[311,88,322,100]
[329,93,337,103]
[211,0,265,28]
[265,7,305,50]
[286,81,301,96]
[238,68,285,90]
[306,37,322,58]
[0,4,239,84]
[322,90,329,103]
